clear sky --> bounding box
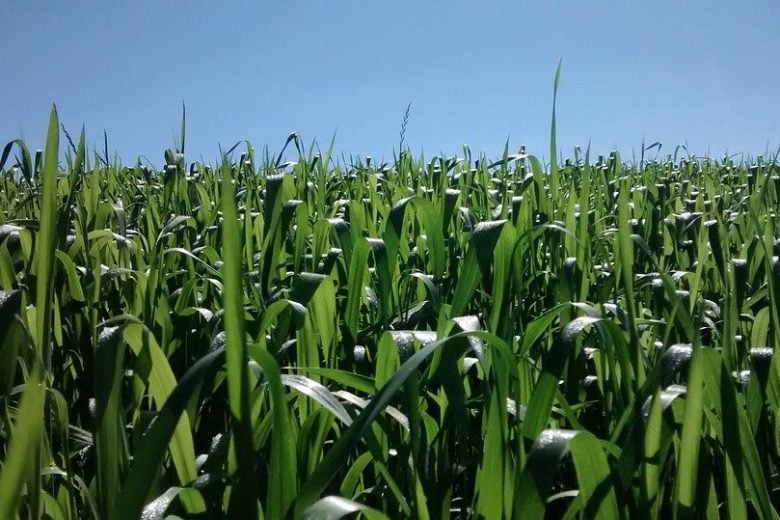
[2,1,779,166]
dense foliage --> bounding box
[1,107,780,518]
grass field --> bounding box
[1,105,780,518]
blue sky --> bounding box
[2,1,779,166]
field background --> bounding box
[2,2,780,517]
[1,106,779,518]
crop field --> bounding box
[1,106,780,519]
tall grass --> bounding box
[0,105,779,518]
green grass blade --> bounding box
[122,324,203,512]
[523,316,599,442]
[0,290,22,395]
[251,348,298,518]
[450,220,506,317]
[1,106,62,519]
[113,348,225,520]
[549,60,561,213]
[300,495,390,520]
[220,160,258,518]
[673,343,705,517]
[616,176,643,389]
[94,326,128,518]
[34,105,60,367]
[514,429,577,520]
[0,138,33,185]
[569,432,619,518]
[642,389,665,517]
[0,367,46,517]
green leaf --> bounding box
[674,343,705,516]
[113,348,225,520]
[34,105,60,367]
[515,429,577,519]
[251,348,298,518]
[220,160,257,517]
[523,316,599,442]
[0,290,22,395]
[122,323,202,511]
[0,368,46,517]
[281,374,352,426]
[450,220,507,317]
[94,326,128,518]
[569,432,619,518]
[300,495,389,520]
[549,59,562,214]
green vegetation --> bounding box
[1,105,780,518]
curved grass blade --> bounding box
[112,348,225,520]
[281,374,352,426]
[292,367,375,395]
[569,431,619,518]
[0,138,33,185]
[514,429,578,519]
[295,330,499,515]
[450,220,507,317]
[300,495,390,520]
[141,486,183,520]
[522,316,600,442]
[123,323,203,513]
